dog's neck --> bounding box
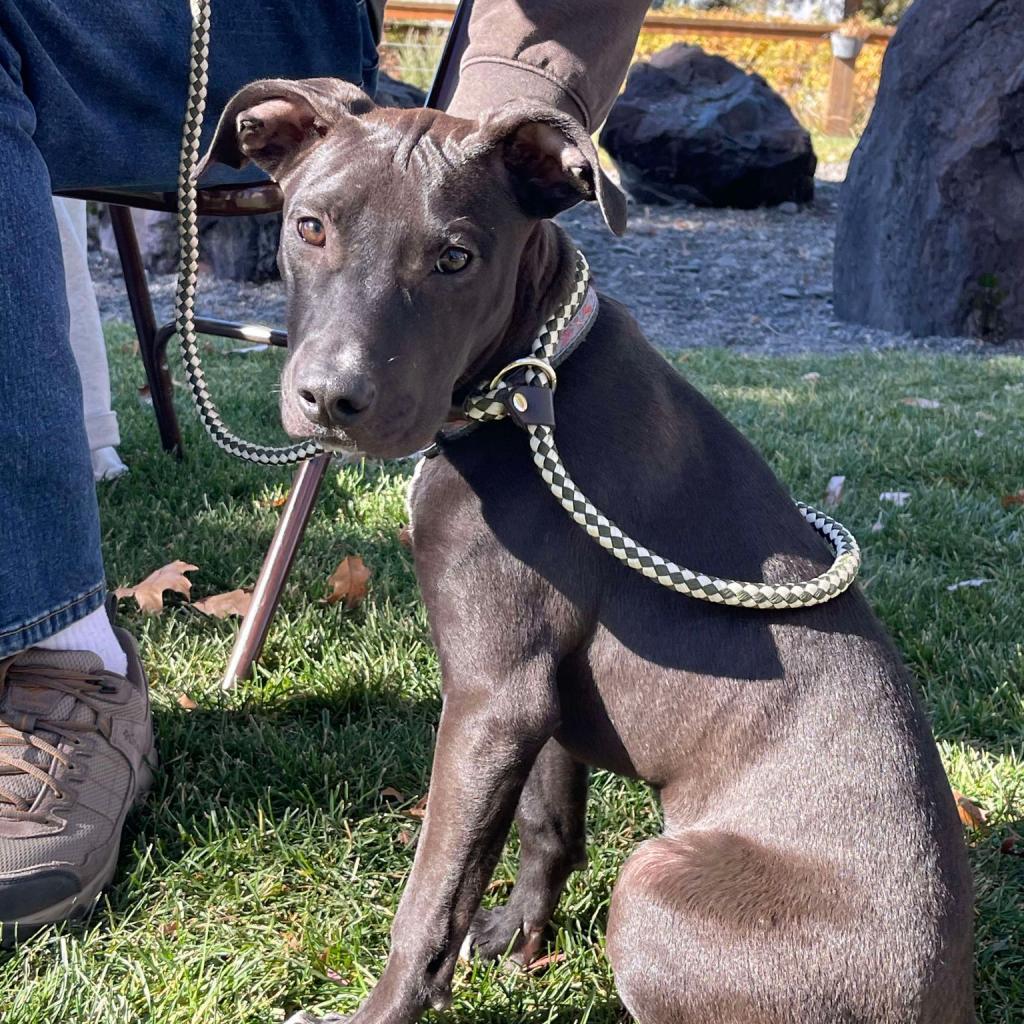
[457,221,579,396]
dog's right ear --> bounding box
[196,77,375,182]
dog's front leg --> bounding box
[298,672,558,1024]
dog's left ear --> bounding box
[196,77,375,182]
[465,103,627,236]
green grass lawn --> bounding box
[2,329,1022,1023]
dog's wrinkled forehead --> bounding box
[291,106,478,211]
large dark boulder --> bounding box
[835,0,1024,340]
[599,44,816,208]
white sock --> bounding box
[37,605,128,675]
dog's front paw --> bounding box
[463,905,545,966]
[284,1012,348,1024]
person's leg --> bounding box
[0,25,104,661]
[53,197,128,483]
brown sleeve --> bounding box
[445,0,650,129]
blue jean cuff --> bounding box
[0,583,106,658]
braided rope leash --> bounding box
[175,0,321,465]
[461,253,862,610]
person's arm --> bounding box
[445,0,650,128]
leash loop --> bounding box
[460,252,863,611]
[490,357,558,393]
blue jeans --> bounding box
[0,0,377,656]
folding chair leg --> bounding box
[108,204,183,457]
[221,452,334,689]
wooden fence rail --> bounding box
[383,1,894,135]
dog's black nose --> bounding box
[295,372,376,428]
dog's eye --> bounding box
[435,246,471,274]
[297,217,326,247]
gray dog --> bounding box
[200,79,974,1024]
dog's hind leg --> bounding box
[466,739,589,964]
[605,830,957,1024]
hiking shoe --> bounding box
[0,628,156,944]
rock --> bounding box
[778,201,800,215]
[96,207,179,275]
[375,72,427,109]
[199,213,282,282]
[599,44,816,209]
[835,0,1024,340]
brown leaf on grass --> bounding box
[397,524,413,549]
[177,693,198,711]
[283,931,303,952]
[193,588,253,619]
[325,966,350,986]
[824,475,845,508]
[397,829,415,847]
[952,790,988,830]
[1000,833,1023,857]
[406,794,428,819]
[257,490,290,509]
[380,786,404,802]
[1000,489,1024,509]
[158,920,179,938]
[324,555,371,610]
[525,951,568,974]
[115,560,198,614]
[901,397,942,409]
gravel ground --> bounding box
[90,175,1023,358]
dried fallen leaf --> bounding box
[406,795,428,819]
[258,490,290,509]
[824,475,845,508]
[398,524,413,549]
[324,555,371,610]
[177,693,198,711]
[193,588,253,619]
[380,786,404,802]
[901,397,942,409]
[283,931,302,952]
[801,371,821,383]
[1000,833,1023,857]
[952,790,987,830]
[115,560,198,614]
[397,829,415,847]
[879,491,911,507]
[946,578,992,592]
[159,920,179,938]
[1000,489,1024,509]
[526,951,568,974]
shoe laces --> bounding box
[0,662,121,819]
